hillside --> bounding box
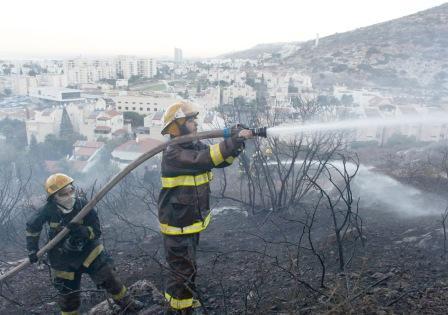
[225,4,448,93]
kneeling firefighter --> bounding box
[158,101,253,314]
[26,173,144,314]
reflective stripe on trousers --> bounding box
[164,292,193,310]
[160,212,211,235]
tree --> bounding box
[59,107,74,138]
[128,75,143,85]
[3,88,12,96]
[308,153,364,271]
[340,94,354,106]
[0,118,27,149]
[29,134,38,151]
[123,111,144,127]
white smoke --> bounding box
[353,165,445,217]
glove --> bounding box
[230,123,249,134]
[230,124,250,142]
[62,236,85,252]
[28,251,38,264]
[67,222,91,240]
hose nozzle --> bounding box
[250,127,267,138]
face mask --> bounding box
[55,193,76,214]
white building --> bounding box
[11,75,38,95]
[116,56,157,79]
[64,59,117,85]
[29,87,84,103]
[195,87,221,110]
[92,110,125,140]
[26,108,62,143]
[137,58,157,78]
[221,84,256,105]
[174,48,183,63]
[36,74,68,88]
[143,110,166,141]
[113,95,179,116]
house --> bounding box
[69,140,104,173]
[93,110,124,140]
[111,137,164,169]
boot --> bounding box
[192,299,201,309]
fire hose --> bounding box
[0,126,267,283]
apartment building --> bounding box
[112,95,178,115]
[116,56,157,79]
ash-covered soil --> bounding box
[1,200,448,314]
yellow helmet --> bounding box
[45,173,74,199]
[161,101,199,136]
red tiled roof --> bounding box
[74,140,104,148]
[88,111,101,119]
[105,110,121,117]
[94,126,111,131]
[74,147,98,157]
[114,138,163,154]
[112,128,128,136]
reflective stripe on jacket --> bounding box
[158,137,244,235]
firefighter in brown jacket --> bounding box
[158,101,252,314]
[26,173,144,314]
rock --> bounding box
[401,236,419,243]
[88,279,164,315]
[247,290,256,301]
[371,272,386,280]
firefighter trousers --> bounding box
[163,233,199,312]
[52,252,127,314]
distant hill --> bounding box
[221,41,301,59]
[224,4,448,93]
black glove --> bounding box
[28,251,38,264]
[66,222,91,240]
[62,236,85,252]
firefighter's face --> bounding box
[185,117,198,134]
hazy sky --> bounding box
[1,0,446,59]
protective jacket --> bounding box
[26,197,103,273]
[158,136,244,235]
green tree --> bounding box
[340,94,354,106]
[123,111,144,127]
[59,107,74,138]
[0,118,27,149]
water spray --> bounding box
[266,113,448,138]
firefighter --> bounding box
[26,173,144,315]
[158,101,252,314]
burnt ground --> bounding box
[2,144,448,314]
[2,199,448,315]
